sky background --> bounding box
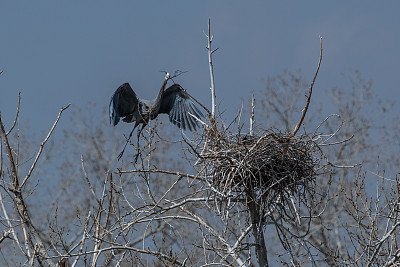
[0,1,399,153]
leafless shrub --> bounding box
[338,167,400,267]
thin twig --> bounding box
[6,91,21,136]
[117,169,206,181]
[188,112,207,127]
[70,211,91,267]
[81,155,98,202]
[20,103,71,188]
[367,222,400,267]
[91,174,109,267]
[177,203,245,266]
[291,36,323,137]
[55,245,185,266]
[0,112,18,186]
[250,93,255,136]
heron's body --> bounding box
[121,98,158,124]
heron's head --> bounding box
[165,72,170,80]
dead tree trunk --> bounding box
[247,191,268,266]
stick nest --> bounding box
[201,129,321,208]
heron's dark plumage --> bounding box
[159,84,203,131]
[109,83,138,126]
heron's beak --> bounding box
[160,73,169,92]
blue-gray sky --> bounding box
[1,1,399,136]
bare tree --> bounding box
[0,96,70,267]
[1,20,400,267]
[254,51,398,267]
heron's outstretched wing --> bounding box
[159,84,204,131]
[109,83,138,126]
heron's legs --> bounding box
[117,123,146,161]
[117,123,139,160]
[133,124,146,163]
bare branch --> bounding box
[367,222,400,267]
[206,18,217,119]
[117,169,206,181]
[1,110,57,267]
[70,211,91,267]
[0,191,26,257]
[291,36,322,137]
[177,204,245,266]
[56,245,185,266]
[20,103,71,188]
[187,94,211,118]
[0,112,18,186]
[81,155,98,202]
[188,112,207,127]
[0,230,12,245]
[250,92,255,136]
[6,91,21,136]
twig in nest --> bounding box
[250,93,255,136]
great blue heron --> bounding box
[109,73,203,159]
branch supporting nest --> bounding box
[195,123,322,265]
[191,30,326,266]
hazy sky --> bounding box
[1,1,399,136]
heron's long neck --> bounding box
[150,77,168,117]
[155,78,168,104]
